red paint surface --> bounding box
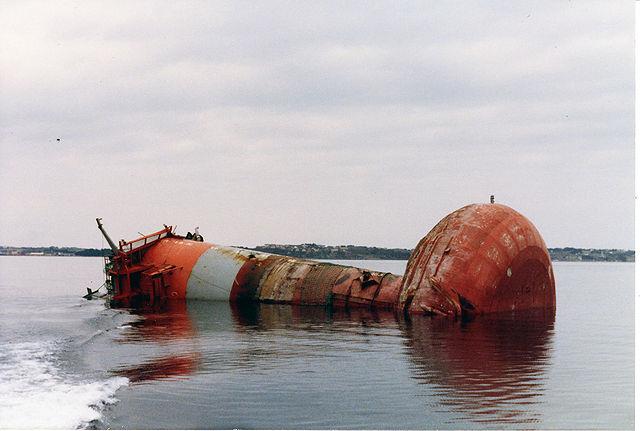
[399,204,555,316]
[142,238,212,299]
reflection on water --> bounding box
[117,301,196,343]
[110,300,555,426]
[114,352,201,384]
[111,301,200,383]
[402,310,554,425]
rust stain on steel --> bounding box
[371,273,403,309]
[346,270,385,308]
[329,267,398,309]
[298,264,344,305]
[214,246,255,264]
[230,254,282,302]
[331,267,361,308]
[250,255,289,301]
[259,258,313,303]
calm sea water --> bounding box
[0,256,633,429]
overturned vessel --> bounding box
[98,203,555,317]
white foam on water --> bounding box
[0,341,128,429]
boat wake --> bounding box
[0,340,128,429]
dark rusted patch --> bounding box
[408,276,461,317]
[233,254,287,302]
[334,273,351,285]
[371,273,403,309]
[331,267,360,308]
[259,259,313,303]
[298,264,344,305]
[348,269,385,308]
[229,260,259,302]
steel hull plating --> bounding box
[103,203,556,317]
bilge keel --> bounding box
[98,203,555,317]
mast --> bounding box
[96,218,119,254]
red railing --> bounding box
[118,226,173,254]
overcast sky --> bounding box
[0,1,634,250]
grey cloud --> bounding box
[0,0,633,250]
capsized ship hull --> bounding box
[101,203,556,317]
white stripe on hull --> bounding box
[185,246,254,300]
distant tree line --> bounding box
[247,244,634,262]
[1,244,634,262]
[547,247,634,262]
[249,243,411,260]
[0,246,112,257]
[74,248,112,256]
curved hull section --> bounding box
[186,247,255,301]
[140,239,403,309]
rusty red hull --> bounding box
[102,203,555,317]
[398,204,555,317]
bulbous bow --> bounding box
[398,204,556,317]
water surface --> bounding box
[0,257,633,429]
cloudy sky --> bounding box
[0,1,634,250]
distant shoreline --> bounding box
[0,244,634,262]
[248,244,634,262]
